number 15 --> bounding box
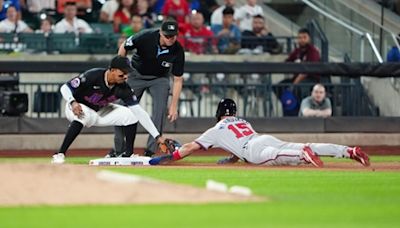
[228,123,254,138]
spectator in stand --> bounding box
[113,0,137,32]
[211,6,241,54]
[210,0,238,26]
[0,5,32,33]
[122,14,143,36]
[241,14,281,54]
[53,2,93,34]
[100,0,120,23]
[149,0,164,14]
[0,0,21,21]
[285,28,321,84]
[137,0,154,28]
[196,0,218,24]
[35,17,53,36]
[299,84,332,117]
[236,0,263,32]
[57,0,92,15]
[162,0,190,25]
[387,34,400,62]
[184,11,217,54]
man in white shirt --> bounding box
[99,0,119,23]
[0,5,32,33]
[236,0,263,31]
[210,0,238,26]
[53,2,93,34]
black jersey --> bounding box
[66,68,138,111]
[124,29,185,77]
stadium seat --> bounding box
[18,33,47,53]
[48,33,79,54]
[79,33,111,54]
[90,23,114,34]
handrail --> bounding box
[302,0,384,62]
[301,0,364,36]
[306,19,329,62]
[366,33,383,63]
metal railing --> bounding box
[11,75,377,118]
[0,32,296,55]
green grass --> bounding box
[0,156,399,228]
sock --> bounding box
[124,123,137,155]
[57,121,83,155]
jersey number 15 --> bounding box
[228,123,254,139]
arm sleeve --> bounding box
[124,32,141,51]
[171,47,185,76]
[194,127,218,150]
[60,83,75,104]
[298,98,311,116]
[128,105,160,139]
[308,47,321,62]
[286,49,298,62]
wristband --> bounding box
[172,150,182,160]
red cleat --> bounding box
[348,147,370,167]
[302,146,324,168]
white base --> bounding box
[89,156,151,166]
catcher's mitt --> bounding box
[159,138,181,154]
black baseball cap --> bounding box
[161,20,178,36]
[109,55,134,74]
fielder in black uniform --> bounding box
[110,19,185,157]
[52,56,165,164]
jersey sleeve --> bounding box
[171,46,185,76]
[66,73,90,92]
[194,127,218,150]
[124,30,145,51]
[116,83,139,106]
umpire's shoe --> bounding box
[105,149,118,158]
[144,149,155,157]
[119,152,133,157]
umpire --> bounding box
[110,19,185,157]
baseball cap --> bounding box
[161,20,178,36]
[109,55,134,74]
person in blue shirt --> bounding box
[387,34,400,62]
[211,6,241,54]
[0,0,20,21]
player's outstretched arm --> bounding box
[149,141,201,165]
[128,105,160,139]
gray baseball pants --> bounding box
[114,73,170,154]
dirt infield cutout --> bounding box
[0,163,260,206]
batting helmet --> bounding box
[215,98,237,121]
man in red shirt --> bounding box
[183,12,217,54]
[162,0,190,24]
[286,28,321,84]
[276,28,321,116]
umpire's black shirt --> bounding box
[123,29,185,78]
[67,68,138,111]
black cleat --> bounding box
[144,149,155,157]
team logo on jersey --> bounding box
[70,78,81,88]
[161,61,172,68]
[125,36,133,46]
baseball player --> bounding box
[109,18,185,158]
[150,98,370,167]
[52,55,165,164]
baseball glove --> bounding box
[159,138,181,154]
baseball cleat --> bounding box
[348,147,370,167]
[144,149,155,157]
[302,146,324,168]
[51,153,65,164]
